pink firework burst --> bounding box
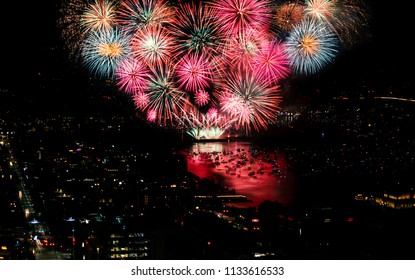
[115,57,149,94]
[220,91,244,114]
[175,53,213,93]
[207,107,218,120]
[209,0,273,36]
[252,39,292,84]
[194,89,210,106]
[146,109,157,122]
[130,25,173,69]
[133,92,150,108]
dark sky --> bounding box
[1,1,410,95]
[3,2,60,86]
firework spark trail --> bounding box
[58,0,92,60]
[332,0,370,47]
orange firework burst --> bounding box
[81,0,119,33]
[300,34,320,55]
[274,2,305,32]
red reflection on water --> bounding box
[185,141,296,208]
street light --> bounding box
[65,217,76,259]
[29,219,41,255]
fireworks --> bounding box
[168,2,225,60]
[81,27,131,79]
[194,89,210,106]
[133,92,150,108]
[284,19,339,75]
[273,1,305,32]
[175,53,213,93]
[304,0,337,22]
[130,25,173,69]
[304,0,370,46]
[59,0,371,138]
[81,0,119,33]
[146,109,157,122]
[117,0,174,35]
[223,27,270,72]
[218,70,282,132]
[144,65,191,126]
[115,57,149,94]
[209,0,274,36]
[252,39,292,84]
[175,107,235,140]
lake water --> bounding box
[183,140,298,209]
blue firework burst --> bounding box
[284,19,339,75]
[81,28,131,79]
